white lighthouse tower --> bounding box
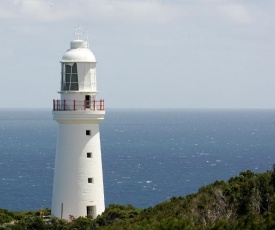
[51,36,105,220]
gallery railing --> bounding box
[53,99,104,111]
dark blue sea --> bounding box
[1,109,275,211]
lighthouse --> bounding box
[51,37,105,220]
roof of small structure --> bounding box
[61,40,96,63]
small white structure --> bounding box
[51,38,105,220]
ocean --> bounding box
[0,109,275,211]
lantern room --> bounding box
[60,40,97,93]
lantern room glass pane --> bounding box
[61,63,79,91]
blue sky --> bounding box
[1,0,275,108]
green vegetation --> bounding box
[2,166,275,229]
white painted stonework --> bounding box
[51,39,105,220]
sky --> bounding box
[0,0,275,109]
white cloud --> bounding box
[94,0,183,24]
[0,0,72,22]
[0,0,261,27]
[217,3,252,25]
[0,0,185,24]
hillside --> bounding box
[1,166,275,229]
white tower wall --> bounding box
[52,39,105,220]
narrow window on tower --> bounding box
[88,178,93,183]
[86,130,91,136]
[87,206,95,217]
[87,152,92,158]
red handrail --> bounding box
[53,99,105,111]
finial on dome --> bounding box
[74,24,85,40]
[74,24,89,48]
